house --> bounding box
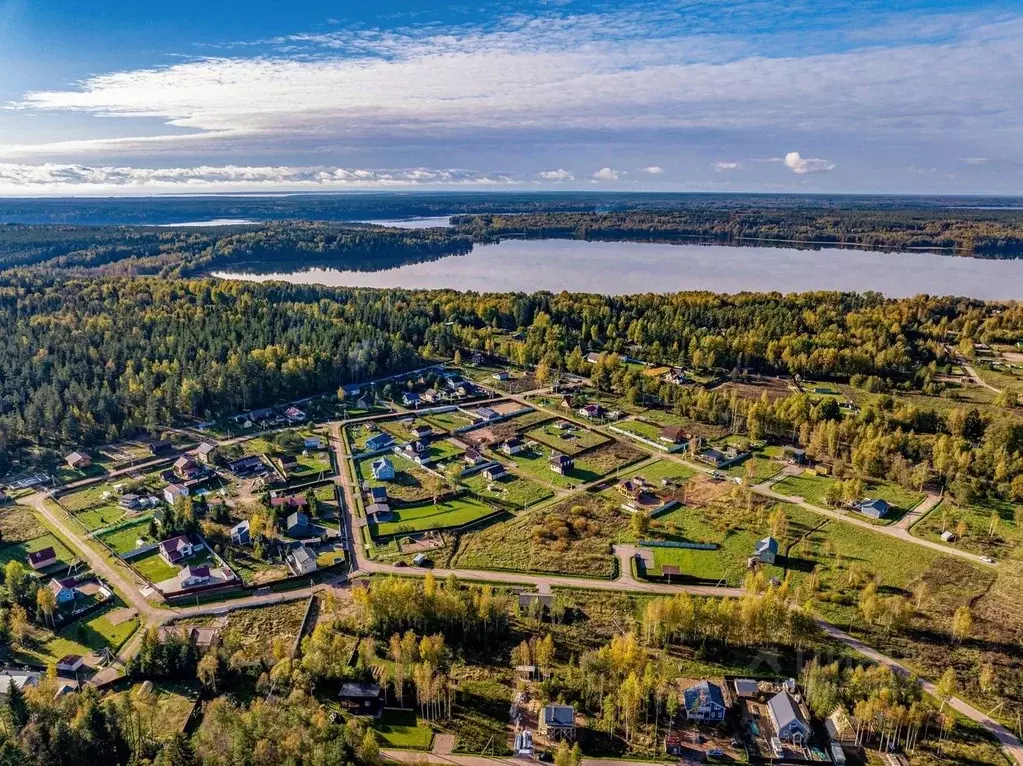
[578,404,603,419]
[539,704,576,741]
[753,536,779,565]
[559,394,575,410]
[229,520,251,545]
[410,424,433,439]
[371,457,395,481]
[276,453,299,473]
[163,483,189,505]
[174,456,203,480]
[550,454,573,475]
[284,406,306,422]
[767,691,811,743]
[583,352,601,364]
[56,655,84,674]
[0,670,40,698]
[492,371,510,381]
[149,440,173,455]
[398,443,429,465]
[368,486,388,504]
[733,679,759,698]
[412,553,427,567]
[226,455,265,476]
[617,478,646,500]
[196,441,218,464]
[463,449,485,467]
[285,511,311,538]
[304,436,323,450]
[365,433,394,452]
[659,426,689,444]
[64,451,92,470]
[402,392,421,407]
[339,682,384,717]
[470,351,485,365]
[158,535,194,565]
[482,465,507,482]
[365,503,394,522]
[784,446,808,465]
[826,707,858,745]
[856,498,891,519]
[28,547,58,570]
[287,544,318,575]
[355,393,375,410]
[683,681,727,723]
[473,407,498,421]
[501,438,526,456]
[270,494,309,511]
[179,565,212,589]
[421,388,441,404]
[48,577,78,604]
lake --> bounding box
[213,238,1023,300]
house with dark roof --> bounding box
[163,483,189,506]
[226,455,265,476]
[56,655,84,674]
[149,440,173,455]
[230,520,251,545]
[410,424,433,439]
[659,426,689,444]
[501,437,526,456]
[482,465,507,482]
[463,449,485,467]
[473,406,498,421]
[365,433,393,452]
[368,486,388,504]
[270,494,309,511]
[179,565,212,589]
[159,535,194,565]
[365,503,394,522]
[767,691,810,743]
[683,681,727,723]
[174,456,203,481]
[402,392,421,407]
[48,577,78,604]
[196,441,218,464]
[371,457,395,480]
[539,704,576,741]
[578,404,603,419]
[285,511,311,538]
[339,682,384,717]
[753,536,779,565]
[549,454,573,475]
[27,547,58,570]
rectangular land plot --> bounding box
[915,497,1022,558]
[371,495,497,537]
[98,517,157,554]
[463,473,554,511]
[0,531,75,570]
[356,457,438,503]
[524,421,609,455]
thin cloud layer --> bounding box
[537,169,574,181]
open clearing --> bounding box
[371,495,497,537]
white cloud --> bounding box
[961,157,988,164]
[537,168,574,181]
[714,161,742,171]
[592,167,620,181]
[783,151,835,174]
[640,165,664,174]
[0,162,517,195]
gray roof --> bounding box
[0,670,40,695]
[684,681,725,712]
[230,520,250,535]
[289,545,315,565]
[768,691,808,733]
[542,704,575,727]
[286,511,309,530]
[340,682,381,699]
[756,536,779,555]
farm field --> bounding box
[462,472,554,510]
[371,495,496,537]
[453,494,627,578]
[914,497,1023,558]
[356,457,437,503]
[523,421,609,455]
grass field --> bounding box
[0,532,75,569]
[772,472,838,505]
[131,549,183,583]
[726,456,783,484]
[109,681,199,740]
[423,411,474,432]
[186,601,308,662]
[426,439,464,463]
[97,517,156,554]
[290,450,333,478]
[524,421,609,455]
[356,457,437,503]
[0,504,47,542]
[371,495,497,537]
[453,494,626,578]
[631,409,729,439]
[773,471,925,520]
[612,418,665,443]
[15,602,139,665]
[75,503,132,532]
[463,473,554,510]
[915,497,1023,557]
[370,709,434,749]
[620,459,696,485]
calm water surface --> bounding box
[214,239,1023,299]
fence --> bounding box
[639,539,719,551]
[607,425,685,453]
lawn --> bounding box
[0,532,75,569]
[772,471,838,505]
[726,456,783,484]
[75,502,131,532]
[290,450,334,479]
[773,471,925,520]
[97,517,156,554]
[370,709,434,750]
[463,473,554,511]
[862,480,926,519]
[620,459,695,485]
[356,457,438,503]
[915,497,1023,558]
[524,421,609,455]
[131,549,183,583]
[506,441,646,488]
[630,409,729,439]
[612,418,665,443]
[371,495,497,537]
[422,411,474,432]
[109,681,199,740]
[426,439,464,463]
[453,494,627,578]
[15,602,140,665]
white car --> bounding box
[981,556,996,564]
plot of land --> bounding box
[422,411,474,432]
[185,601,308,662]
[0,504,47,542]
[524,421,609,455]
[98,517,156,554]
[131,549,184,583]
[727,456,783,484]
[74,503,133,532]
[356,457,438,503]
[463,473,554,510]
[915,497,1022,557]
[14,602,140,666]
[772,472,838,505]
[109,681,199,740]
[453,494,627,578]
[370,709,434,750]
[772,471,925,520]
[371,495,497,537]
[612,418,666,443]
[0,531,75,570]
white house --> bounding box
[287,544,318,575]
[163,483,190,505]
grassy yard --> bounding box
[371,495,497,537]
[131,549,183,583]
[370,709,434,750]
[422,411,474,432]
[463,473,554,510]
[612,418,665,443]
[109,681,199,740]
[356,457,438,503]
[620,459,696,485]
[453,494,627,578]
[185,601,308,662]
[727,456,783,484]
[773,471,924,520]
[426,439,464,463]
[290,450,333,479]
[0,532,75,569]
[773,471,838,505]
[915,497,1023,558]
[505,441,645,488]
[524,421,609,455]
[98,517,157,554]
[631,409,729,439]
[75,503,132,532]
[0,504,47,542]
[15,602,140,665]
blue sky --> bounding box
[1,0,1021,195]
